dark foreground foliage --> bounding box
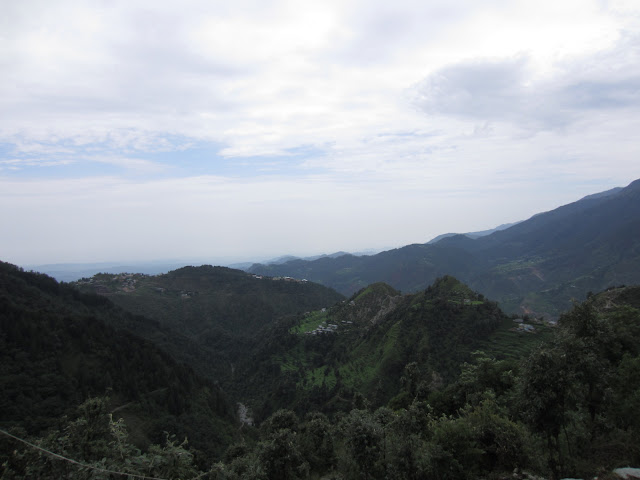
[2,259,640,479]
[211,286,640,479]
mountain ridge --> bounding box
[427,221,522,244]
[248,179,640,318]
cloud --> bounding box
[410,32,640,132]
[411,56,531,122]
[2,0,638,160]
[0,158,74,169]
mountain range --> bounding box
[248,179,640,318]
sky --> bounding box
[1,0,639,266]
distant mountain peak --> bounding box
[578,186,623,202]
[425,275,482,300]
[428,221,521,244]
[351,282,400,302]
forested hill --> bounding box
[212,284,640,479]
[73,265,344,336]
[248,178,640,318]
[235,276,512,420]
[70,265,344,391]
[0,261,237,460]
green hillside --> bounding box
[0,261,237,462]
[74,265,343,335]
[71,265,344,390]
[237,276,517,419]
[193,282,640,480]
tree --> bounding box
[257,428,309,480]
[299,412,336,474]
[339,409,383,479]
[1,397,201,479]
[518,344,575,479]
[260,409,299,436]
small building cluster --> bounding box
[120,274,137,292]
[77,272,149,294]
[251,274,307,283]
[306,321,339,335]
[305,320,354,336]
[512,318,536,333]
[518,323,535,332]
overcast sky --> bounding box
[1,0,639,265]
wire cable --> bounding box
[0,427,211,480]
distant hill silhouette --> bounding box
[249,179,640,318]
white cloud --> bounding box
[411,30,640,126]
[1,0,635,151]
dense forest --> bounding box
[0,262,237,464]
[71,265,344,387]
[232,277,515,420]
[2,261,640,479]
